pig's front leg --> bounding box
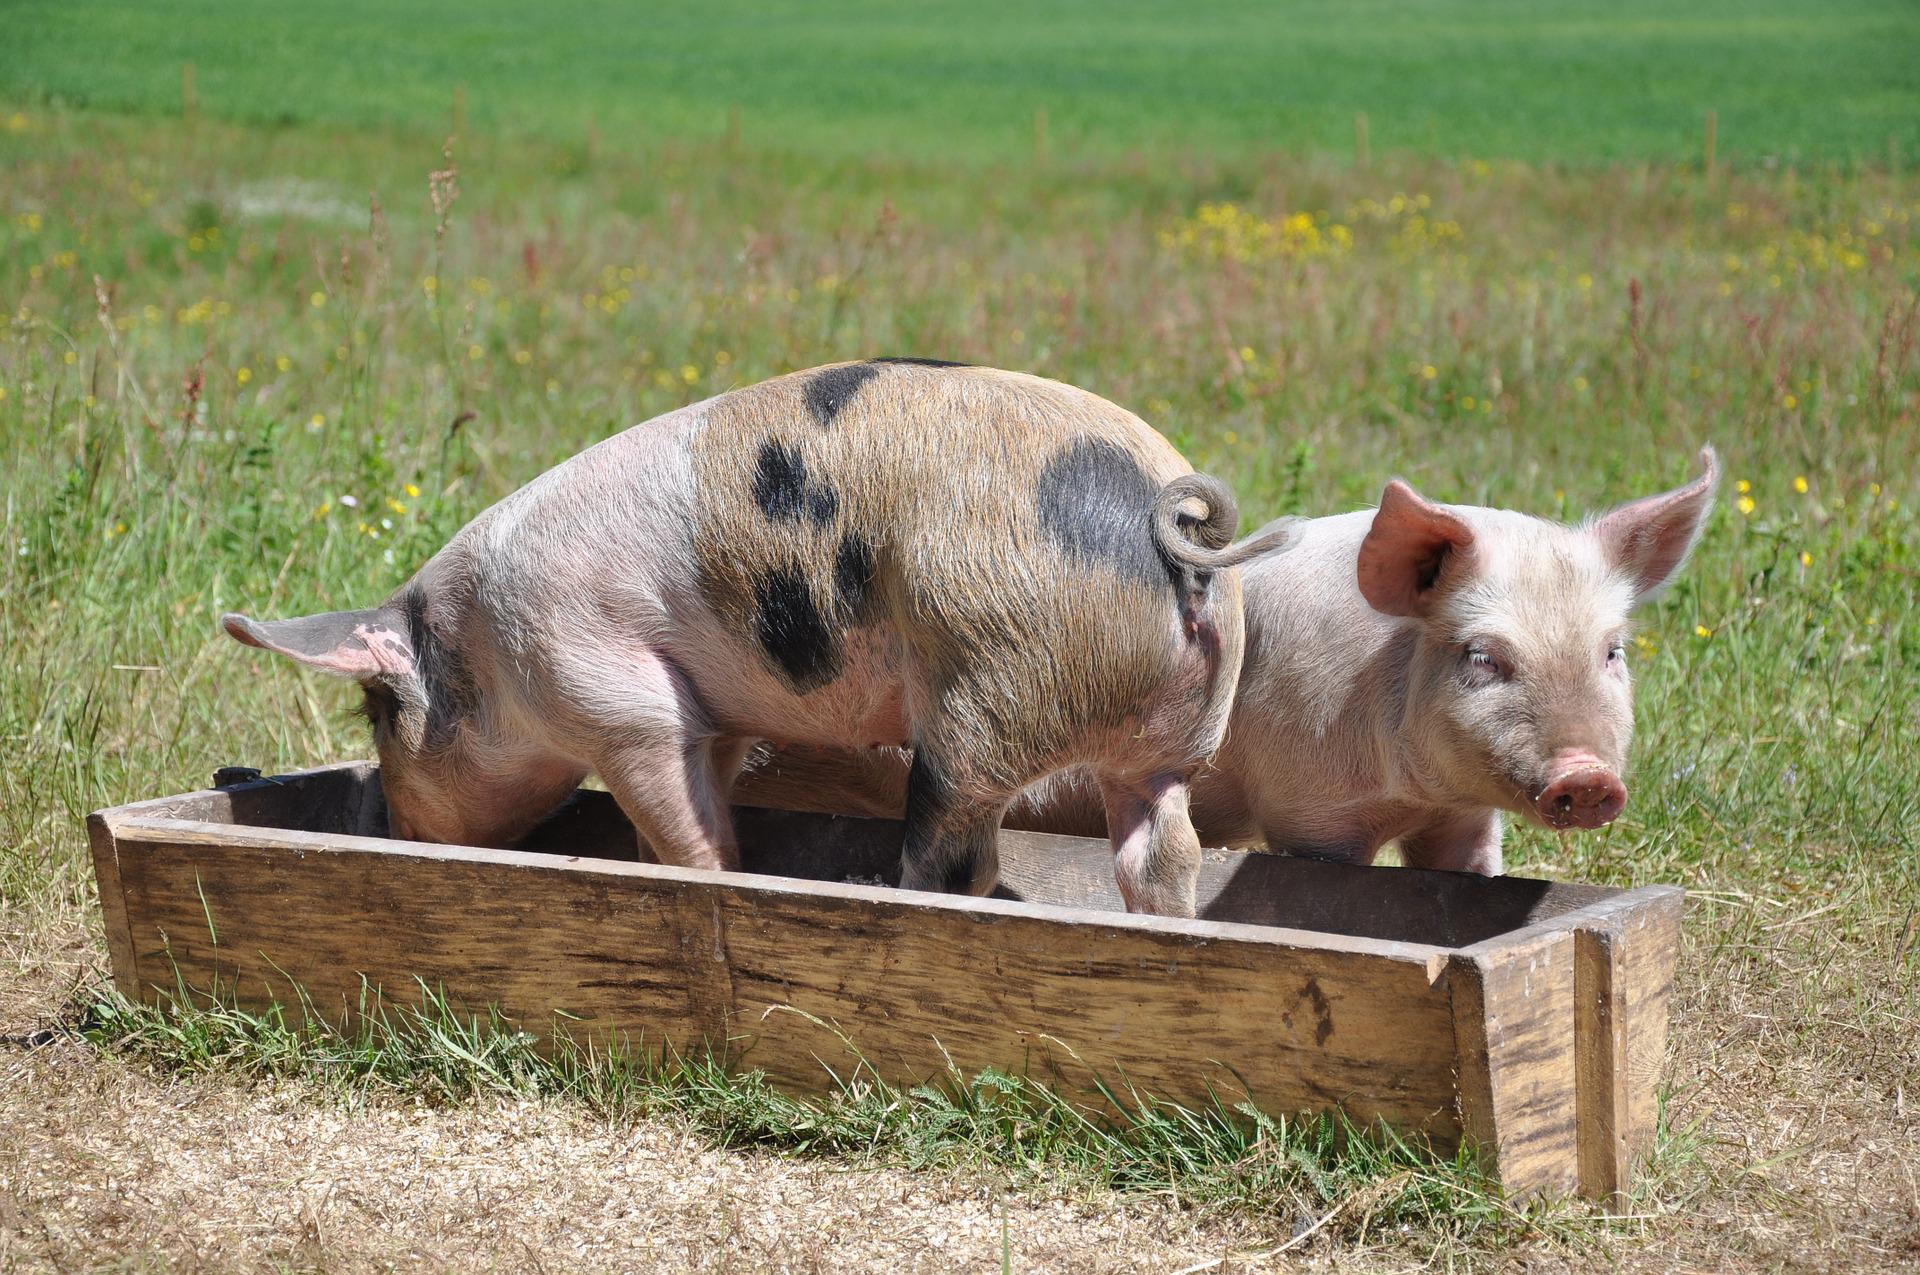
[1398,809,1505,876]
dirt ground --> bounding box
[2,913,1915,1273]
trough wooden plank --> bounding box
[714,885,1460,1129]
[110,833,718,1042]
[102,817,1464,1137]
[1613,888,1683,1185]
[85,812,140,1002]
[1448,927,1581,1197]
[1574,918,1632,1202]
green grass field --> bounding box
[2,6,1918,1269]
[5,0,1919,164]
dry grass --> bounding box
[3,877,1916,1269]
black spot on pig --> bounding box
[834,531,877,619]
[903,747,956,836]
[804,363,879,426]
[753,441,840,526]
[752,442,810,520]
[753,565,841,691]
[1036,437,1178,590]
[869,357,970,368]
[400,587,475,750]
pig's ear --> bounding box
[1357,480,1477,617]
[222,608,416,682]
[1591,446,1719,602]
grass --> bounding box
[3,0,1919,165]
[1,23,1918,1269]
[75,978,1559,1252]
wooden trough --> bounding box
[88,762,1681,1203]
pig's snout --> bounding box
[1533,751,1627,830]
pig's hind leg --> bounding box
[1100,773,1202,918]
[898,747,1006,897]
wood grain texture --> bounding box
[88,764,1687,1201]
[102,814,1462,1132]
[1619,889,1684,1162]
[85,811,139,1001]
[712,883,1459,1128]
[1574,918,1632,1202]
[1447,928,1582,1198]
[1568,885,1685,1204]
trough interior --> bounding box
[170,764,1615,949]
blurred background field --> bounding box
[7,0,1920,163]
[1,3,1917,1269]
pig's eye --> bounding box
[1463,645,1510,682]
[1606,642,1626,668]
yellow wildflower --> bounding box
[276,355,291,372]
[309,291,326,308]
[1737,496,1756,516]
[1695,625,1712,639]
[1799,551,1812,566]
[309,412,325,429]
[1735,479,1751,494]
[404,483,420,498]
[1793,476,1808,493]
[236,367,252,386]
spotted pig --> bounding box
[224,361,1292,915]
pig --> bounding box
[734,449,1719,875]
[222,361,1293,916]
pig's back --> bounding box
[439,361,1216,753]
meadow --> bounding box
[2,8,1918,1268]
[5,0,1920,164]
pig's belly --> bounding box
[680,622,912,751]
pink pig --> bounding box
[738,449,1720,874]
